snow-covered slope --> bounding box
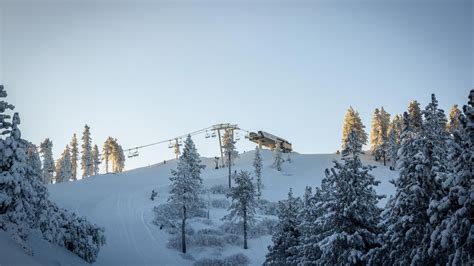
[2,150,397,265]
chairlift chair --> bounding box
[168,141,173,148]
[211,131,217,138]
[205,131,210,138]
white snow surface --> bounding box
[2,150,397,265]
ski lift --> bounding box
[168,141,173,148]
[235,132,241,141]
[127,150,134,158]
[211,131,217,138]
[205,131,210,138]
[132,149,139,157]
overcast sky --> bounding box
[1,0,472,171]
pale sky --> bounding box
[1,0,472,171]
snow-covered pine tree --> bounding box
[40,138,55,184]
[0,86,106,262]
[0,91,35,252]
[253,146,263,199]
[222,129,238,167]
[408,100,423,132]
[427,90,473,265]
[370,111,442,265]
[422,93,449,176]
[342,106,368,149]
[69,133,79,180]
[370,108,382,159]
[81,125,93,178]
[102,137,113,173]
[223,170,257,249]
[272,142,284,171]
[54,145,72,183]
[314,129,383,265]
[92,144,100,175]
[387,114,403,170]
[378,107,391,165]
[110,139,125,173]
[446,104,462,135]
[265,188,302,265]
[168,135,205,253]
[294,185,326,265]
[115,143,125,173]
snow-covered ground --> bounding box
[2,149,398,265]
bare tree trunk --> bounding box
[182,205,186,253]
[383,151,386,166]
[243,207,248,249]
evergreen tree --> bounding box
[0,86,105,262]
[69,133,79,181]
[39,138,55,184]
[92,144,100,175]
[294,186,326,265]
[223,170,257,249]
[272,142,284,171]
[54,145,72,183]
[253,146,263,199]
[379,107,391,165]
[110,140,125,173]
[446,104,462,135]
[408,100,423,132]
[314,130,383,265]
[81,125,93,178]
[370,107,391,164]
[102,137,114,174]
[370,112,442,265]
[222,129,238,167]
[387,114,403,170]
[427,90,473,265]
[342,106,368,149]
[370,108,382,159]
[0,91,34,251]
[265,188,302,265]
[168,135,205,253]
[422,93,449,176]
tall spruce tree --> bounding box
[408,100,423,132]
[370,112,443,265]
[81,125,93,178]
[370,108,382,159]
[427,90,473,265]
[168,135,205,253]
[69,133,79,181]
[272,142,284,171]
[446,104,462,135]
[222,129,238,167]
[342,106,368,149]
[265,188,302,265]
[379,107,391,165]
[253,146,263,198]
[294,186,327,265]
[370,107,391,164]
[55,145,72,183]
[314,130,383,265]
[39,138,55,184]
[0,86,106,262]
[92,144,100,175]
[102,137,113,174]
[387,114,403,170]
[223,170,257,250]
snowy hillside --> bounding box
[4,150,397,265]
